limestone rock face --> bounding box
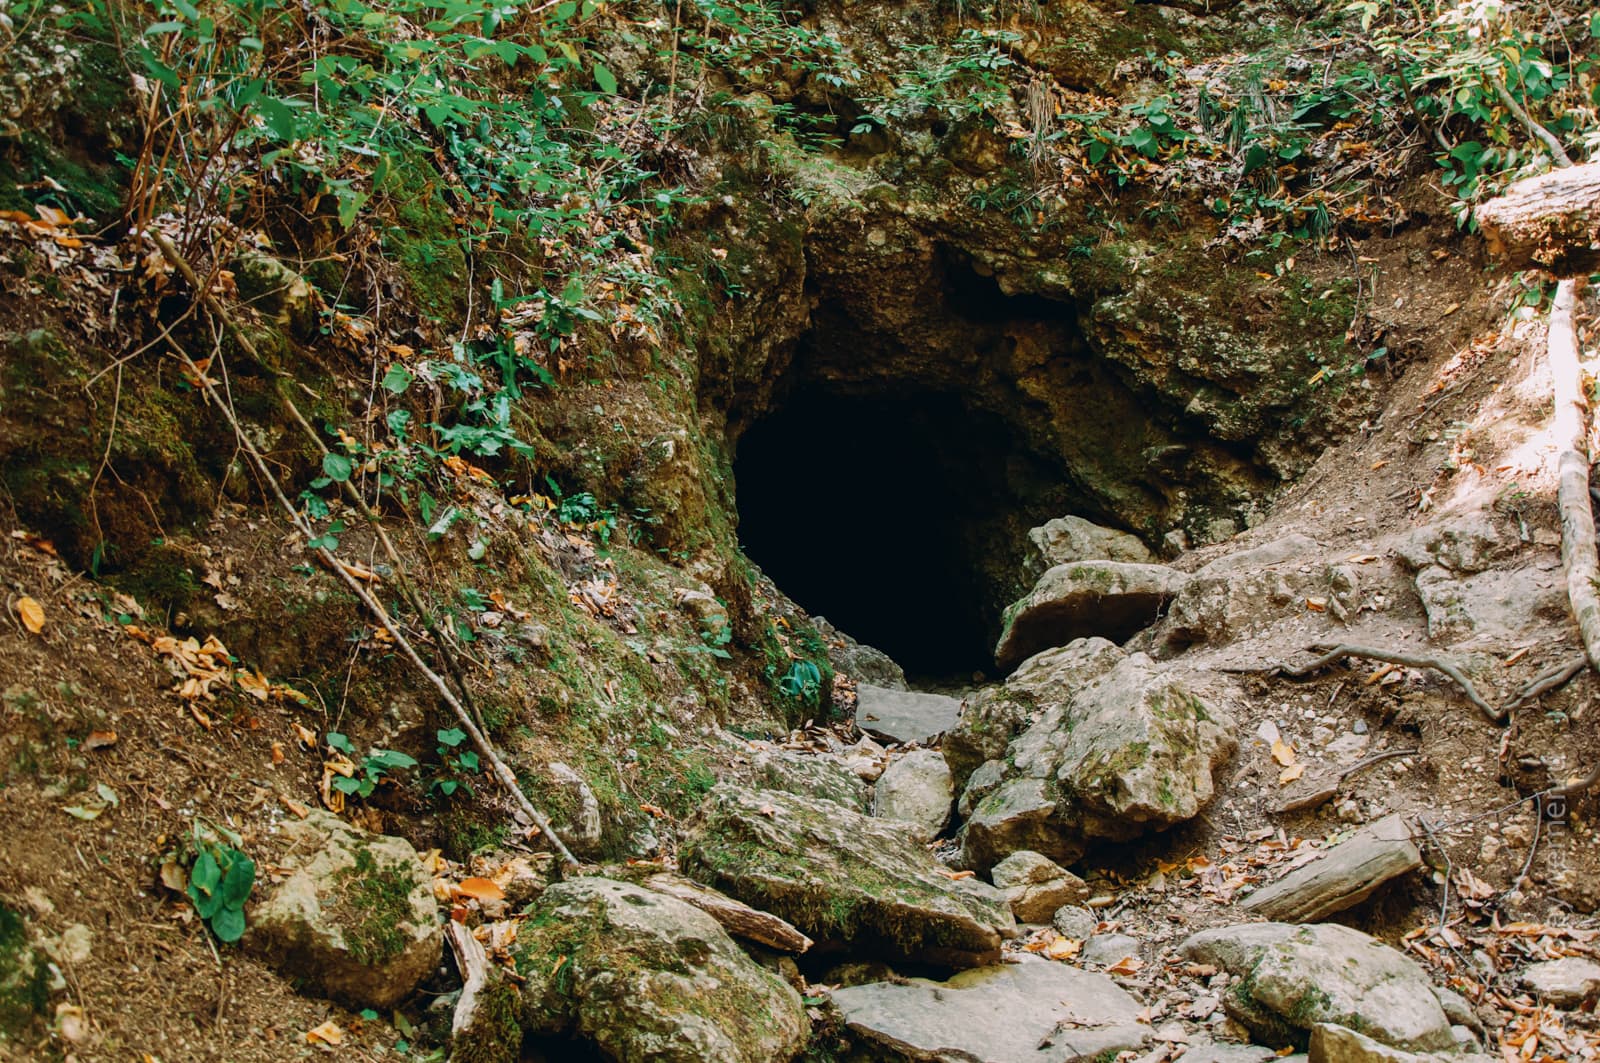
[994,562,1187,671]
[944,637,1125,786]
[516,877,808,1063]
[679,785,1015,968]
[960,655,1238,872]
[1180,923,1457,1052]
[856,684,963,744]
[246,810,440,1009]
[872,749,954,841]
[1158,535,1362,646]
[829,954,1149,1063]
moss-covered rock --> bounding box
[246,810,441,1009]
[514,876,808,1063]
[680,784,1015,968]
[0,905,49,1045]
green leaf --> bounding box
[210,905,246,943]
[593,62,618,95]
[437,727,467,748]
[326,732,356,754]
[381,364,413,394]
[220,855,256,908]
[322,452,354,483]
[189,850,222,895]
[333,776,362,794]
[255,95,300,142]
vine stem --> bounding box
[147,228,579,868]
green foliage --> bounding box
[182,828,256,943]
[863,28,1018,126]
[430,726,481,797]
[326,732,418,799]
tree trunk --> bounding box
[1475,161,1600,276]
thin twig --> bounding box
[147,229,578,868]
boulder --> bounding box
[1161,558,1361,646]
[680,785,1015,968]
[547,761,603,856]
[872,749,954,841]
[1025,515,1153,578]
[231,251,319,340]
[829,954,1149,1062]
[990,851,1089,923]
[944,638,1125,786]
[856,685,962,744]
[1080,933,1141,967]
[962,656,1237,871]
[1520,957,1600,1007]
[815,615,908,690]
[1396,511,1518,574]
[516,877,807,1063]
[1308,1023,1496,1063]
[752,747,870,812]
[247,810,440,1009]
[995,562,1187,671]
[1052,905,1097,939]
[1180,923,1457,1052]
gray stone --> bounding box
[830,954,1149,1062]
[994,562,1188,671]
[1180,923,1456,1052]
[1308,1023,1496,1063]
[232,251,319,340]
[856,684,962,744]
[815,615,908,690]
[961,657,1237,871]
[752,747,870,812]
[1413,565,1567,643]
[873,749,954,841]
[990,851,1090,923]
[1520,957,1600,1007]
[516,877,807,1063]
[1162,557,1361,646]
[1080,933,1140,967]
[1052,905,1097,939]
[246,810,440,1009]
[1174,1041,1282,1063]
[944,638,1124,786]
[1026,515,1154,576]
[548,761,603,856]
[956,758,1007,819]
[1193,534,1318,577]
[680,785,1015,969]
[1396,511,1518,574]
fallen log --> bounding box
[1241,813,1422,922]
[1475,161,1600,276]
[644,873,813,953]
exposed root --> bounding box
[148,229,580,868]
[1548,279,1600,675]
[1502,655,1589,713]
[1269,643,1504,724]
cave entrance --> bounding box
[734,386,1063,683]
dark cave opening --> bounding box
[734,387,1062,682]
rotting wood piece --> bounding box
[1242,813,1422,922]
[1475,161,1600,276]
[644,873,813,953]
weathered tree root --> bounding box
[149,229,580,868]
[1548,279,1600,677]
[1503,654,1590,713]
[1265,643,1505,724]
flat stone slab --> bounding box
[1521,957,1600,1007]
[830,954,1149,1062]
[856,684,962,744]
[994,561,1186,671]
[1241,813,1422,922]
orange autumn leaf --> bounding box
[305,1020,343,1045]
[1270,739,1296,768]
[16,596,45,634]
[456,877,507,901]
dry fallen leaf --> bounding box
[456,877,507,901]
[935,868,976,881]
[271,741,286,765]
[84,730,118,751]
[1271,739,1297,768]
[1279,763,1306,785]
[1106,955,1145,976]
[305,1020,344,1045]
[16,596,45,634]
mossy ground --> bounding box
[333,848,418,966]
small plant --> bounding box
[181,825,256,943]
[431,728,481,798]
[326,732,418,800]
[777,659,823,700]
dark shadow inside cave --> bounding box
[734,387,1062,682]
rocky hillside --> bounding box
[1,0,1599,1058]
